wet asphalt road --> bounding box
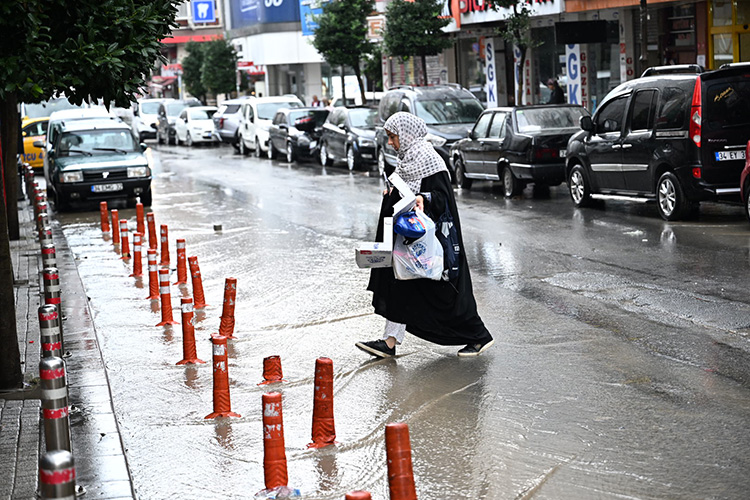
[56,141,750,499]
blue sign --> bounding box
[193,0,216,23]
[230,0,300,29]
[300,0,332,36]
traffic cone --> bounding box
[156,269,178,326]
[99,201,109,232]
[258,356,285,385]
[385,423,417,500]
[136,202,145,236]
[177,297,205,365]
[308,357,336,448]
[159,225,170,267]
[188,256,208,309]
[111,209,121,246]
[346,492,372,500]
[175,239,188,284]
[146,212,157,250]
[146,250,159,300]
[131,233,143,277]
[205,334,240,419]
[262,392,288,489]
[218,277,237,338]
[119,219,130,259]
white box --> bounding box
[355,217,393,268]
[389,173,416,217]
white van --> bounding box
[237,95,304,157]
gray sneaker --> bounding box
[457,339,494,357]
[355,339,395,358]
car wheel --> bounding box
[346,145,356,171]
[568,165,592,207]
[267,140,276,159]
[377,148,386,176]
[502,166,521,197]
[175,133,181,146]
[255,138,263,158]
[657,171,688,221]
[140,188,153,207]
[232,133,240,152]
[455,158,472,189]
[238,136,248,156]
[53,188,69,212]
[157,130,164,145]
[745,187,750,222]
[319,142,331,166]
[186,132,193,147]
[168,133,176,146]
[286,142,295,163]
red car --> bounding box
[740,140,750,221]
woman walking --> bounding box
[356,112,494,358]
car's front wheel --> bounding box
[140,188,153,207]
[186,132,193,147]
[267,140,276,159]
[319,142,331,166]
[568,165,592,207]
[286,142,295,163]
[455,157,472,189]
[745,186,750,222]
[255,138,263,158]
[238,136,248,155]
[346,146,357,171]
[377,148,386,176]
[657,171,688,221]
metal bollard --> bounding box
[42,267,62,308]
[39,449,76,500]
[39,304,63,358]
[40,356,72,452]
[39,225,54,246]
[41,243,57,269]
[37,210,49,233]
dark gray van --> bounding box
[566,64,750,220]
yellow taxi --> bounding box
[21,117,49,172]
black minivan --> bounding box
[566,63,750,220]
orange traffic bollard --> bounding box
[146,212,157,250]
[159,225,170,267]
[146,250,159,300]
[119,219,130,259]
[111,209,121,246]
[131,233,143,277]
[259,356,285,385]
[385,423,418,500]
[135,202,145,236]
[175,239,188,285]
[346,492,372,500]
[188,256,208,309]
[99,201,109,232]
[218,277,237,338]
[205,334,240,419]
[262,392,288,489]
[156,269,178,326]
[176,298,205,365]
[308,357,336,448]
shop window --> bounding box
[712,0,733,27]
[713,33,734,64]
[738,2,750,25]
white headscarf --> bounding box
[384,112,447,193]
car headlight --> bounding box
[358,138,376,147]
[60,171,83,183]
[425,133,446,148]
[127,166,150,178]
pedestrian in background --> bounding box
[311,95,322,107]
[546,78,565,104]
[356,112,495,358]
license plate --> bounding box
[560,149,567,157]
[715,150,746,161]
[91,183,123,193]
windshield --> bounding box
[257,101,302,120]
[24,99,84,119]
[58,129,138,156]
[414,98,484,125]
[515,107,587,133]
[290,110,329,127]
[189,109,216,120]
[166,103,187,116]
[140,102,162,115]
[348,108,378,129]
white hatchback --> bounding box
[174,106,218,146]
[237,95,304,157]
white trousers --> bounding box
[382,320,406,345]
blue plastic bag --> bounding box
[394,211,428,239]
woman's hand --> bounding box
[415,194,424,212]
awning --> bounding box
[149,76,178,89]
[161,34,221,44]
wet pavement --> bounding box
[53,142,750,499]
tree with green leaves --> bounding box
[0,0,179,390]
[201,39,238,99]
[493,1,542,104]
[312,0,374,104]
[383,0,452,86]
[363,43,384,92]
[182,42,208,103]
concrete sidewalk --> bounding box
[0,196,134,499]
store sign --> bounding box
[300,0,332,36]
[441,0,562,32]
[367,15,385,40]
[231,0,300,29]
[485,39,498,108]
[565,44,589,109]
[192,0,216,23]
[238,61,266,75]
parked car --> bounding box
[40,118,151,210]
[375,84,484,177]
[739,140,750,221]
[212,97,250,149]
[156,99,201,145]
[566,63,750,221]
[237,95,304,157]
[21,117,49,172]
[174,106,219,146]
[450,105,589,196]
[268,107,329,162]
[133,98,172,141]
[319,106,378,171]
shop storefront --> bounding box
[708,0,750,67]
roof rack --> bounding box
[389,83,466,91]
[719,62,750,69]
[641,64,704,77]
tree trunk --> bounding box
[340,66,347,105]
[517,48,526,106]
[353,65,366,105]
[0,95,20,240]
[0,94,22,390]
[421,54,428,86]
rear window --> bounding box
[704,80,750,132]
[189,109,216,120]
[290,110,329,127]
[348,108,377,129]
[223,104,241,115]
[515,107,587,133]
[257,101,302,120]
[415,98,483,125]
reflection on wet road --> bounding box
[57,142,750,499]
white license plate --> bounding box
[560,149,567,157]
[91,183,123,193]
[715,150,746,161]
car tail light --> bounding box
[534,148,559,160]
[219,117,225,128]
[692,167,701,179]
[690,77,702,147]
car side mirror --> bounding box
[580,115,594,133]
[33,140,45,148]
[338,123,346,130]
[150,123,157,130]
[140,143,148,152]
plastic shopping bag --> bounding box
[392,210,444,281]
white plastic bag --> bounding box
[392,210,444,281]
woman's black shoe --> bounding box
[457,339,494,357]
[355,339,396,358]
